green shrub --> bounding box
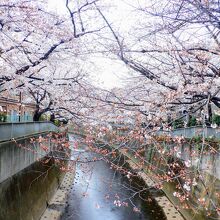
[212,114,220,126]
[191,135,202,143]
[0,113,7,122]
[187,116,197,127]
[54,119,60,127]
[172,118,184,129]
[39,114,49,121]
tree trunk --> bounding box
[33,108,43,121]
[50,113,55,123]
[206,103,212,126]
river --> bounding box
[61,137,166,220]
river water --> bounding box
[62,137,166,220]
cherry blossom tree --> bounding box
[94,0,220,125]
[0,0,107,121]
[1,0,220,218]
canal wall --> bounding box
[124,159,184,220]
[109,135,220,220]
[144,138,220,220]
[0,127,69,220]
[110,146,184,220]
[0,155,65,220]
[0,121,60,183]
[105,126,220,220]
[0,122,58,142]
[0,134,51,183]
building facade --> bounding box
[0,93,35,123]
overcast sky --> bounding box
[47,0,135,90]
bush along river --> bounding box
[61,138,167,220]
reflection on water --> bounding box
[62,142,166,220]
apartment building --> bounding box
[0,92,36,122]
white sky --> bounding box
[47,0,134,90]
[89,57,130,89]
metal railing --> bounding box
[0,121,59,142]
[6,115,33,123]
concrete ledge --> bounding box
[126,160,185,220]
[40,169,76,220]
[0,122,58,142]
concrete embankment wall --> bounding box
[0,122,58,142]
[0,157,65,220]
[0,134,50,183]
[144,140,220,220]
[111,136,220,220]
[0,134,66,220]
